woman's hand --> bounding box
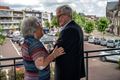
[52,46,64,58]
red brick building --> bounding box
[0,6,10,10]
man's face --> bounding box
[56,10,67,27]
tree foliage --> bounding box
[0,25,5,45]
[0,69,6,80]
[51,16,59,28]
[44,20,50,28]
[72,11,95,34]
[96,17,110,34]
[51,11,86,28]
[8,68,24,80]
[84,19,95,34]
[72,11,86,27]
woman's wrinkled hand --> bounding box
[52,46,64,58]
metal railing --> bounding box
[0,57,23,80]
[0,48,120,80]
[84,48,120,80]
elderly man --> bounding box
[55,5,86,80]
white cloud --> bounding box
[69,3,77,10]
[80,0,90,3]
[79,0,98,3]
[39,0,57,3]
[3,0,39,5]
[57,0,65,3]
[33,4,45,11]
[1,0,116,16]
[88,9,94,13]
[97,1,107,7]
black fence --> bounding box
[0,48,120,80]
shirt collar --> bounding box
[61,20,72,31]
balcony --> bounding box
[0,48,120,80]
[0,11,12,17]
[13,14,23,18]
[0,15,12,17]
[0,20,20,24]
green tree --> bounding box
[19,21,22,31]
[96,17,110,36]
[8,68,24,80]
[0,69,7,80]
[72,11,86,27]
[0,25,6,80]
[51,11,86,28]
[51,16,59,28]
[0,25,5,45]
[44,20,50,28]
[84,19,95,35]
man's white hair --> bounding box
[21,16,41,37]
[56,5,72,18]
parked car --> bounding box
[18,36,24,46]
[13,31,20,37]
[46,43,54,52]
[99,50,120,62]
[48,31,56,36]
[114,39,120,47]
[0,55,3,58]
[84,35,89,41]
[116,42,120,48]
[40,34,57,44]
[106,40,115,48]
[94,38,101,45]
[11,35,23,43]
[43,28,49,34]
[100,38,107,46]
[88,36,95,43]
[7,33,13,38]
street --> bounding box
[83,42,120,80]
[0,38,120,80]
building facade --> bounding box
[0,7,52,33]
[106,0,120,36]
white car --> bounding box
[100,38,107,46]
[88,36,95,43]
[116,42,120,48]
[40,34,57,44]
[13,31,20,37]
[99,50,120,62]
[106,40,115,48]
[48,31,56,36]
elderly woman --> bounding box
[21,17,64,80]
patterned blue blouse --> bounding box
[21,36,50,80]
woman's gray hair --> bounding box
[21,16,41,37]
[56,5,72,18]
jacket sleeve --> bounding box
[56,28,79,53]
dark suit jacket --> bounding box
[55,21,85,80]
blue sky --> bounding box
[0,0,119,16]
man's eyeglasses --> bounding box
[57,13,65,18]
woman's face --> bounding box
[35,22,44,39]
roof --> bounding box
[0,6,10,10]
[107,1,119,10]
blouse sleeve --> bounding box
[29,41,48,61]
